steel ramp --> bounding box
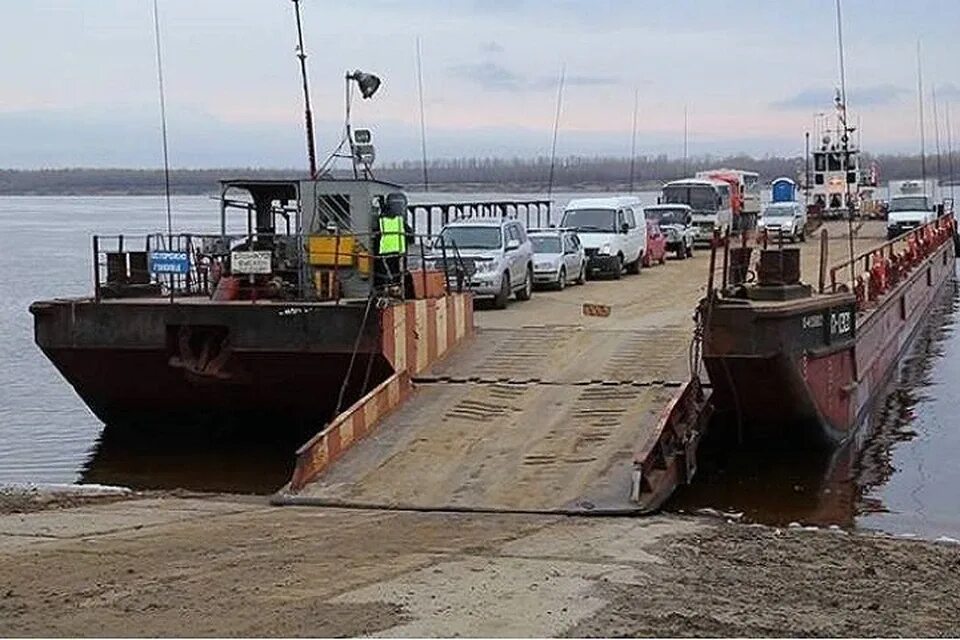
[289,325,695,513]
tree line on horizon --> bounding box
[0,152,954,195]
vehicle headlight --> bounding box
[598,243,612,255]
[473,260,495,273]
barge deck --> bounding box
[279,239,711,513]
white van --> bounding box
[560,197,646,279]
[887,194,936,240]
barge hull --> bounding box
[705,221,955,445]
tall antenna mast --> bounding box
[151,0,172,238]
[932,85,943,201]
[682,104,689,176]
[917,39,927,195]
[947,102,956,204]
[834,0,855,288]
[292,0,317,179]
[628,88,639,192]
[415,36,429,192]
[546,63,565,200]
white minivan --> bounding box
[560,197,646,279]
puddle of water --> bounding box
[671,275,960,540]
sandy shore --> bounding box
[1,493,958,637]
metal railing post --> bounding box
[93,235,101,303]
[818,227,828,293]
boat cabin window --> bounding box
[828,153,843,171]
[814,154,826,172]
[815,173,825,185]
[560,208,617,232]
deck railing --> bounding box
[407,199,552,236]
[91,230,470,304]
[828,214,956,309]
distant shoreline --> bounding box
[0,153,942,196]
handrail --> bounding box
[829,213,955,293]
[90,229,471,303]
[407,199,553,236]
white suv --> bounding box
[436,218,534,309]
[560,197,646,279]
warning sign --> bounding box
[582,303,612,318]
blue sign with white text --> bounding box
[149,251,190,275]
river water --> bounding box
[1,195,957,540]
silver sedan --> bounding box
[529,229,587,290]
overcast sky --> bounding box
[2,0,959,169]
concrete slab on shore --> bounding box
[2,495,959,637]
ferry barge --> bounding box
[702,215,956,446]
[29,178,476,434]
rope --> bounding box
[334,292,377,416]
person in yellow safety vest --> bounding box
[375,192,413,291]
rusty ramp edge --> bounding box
[287,371,412,493]
[274,377,711,516]
[631,378,712,514]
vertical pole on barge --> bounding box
[546,63,565,201]
[947,103,956,205]
[804,131,811,208]
[835,0,856,290]
[292,0,318,179]
[416,36,430,192]
[152,0,175,303]
[819,228,829,294]
[93,236,101,303]
[917,40,928,196]
[629,88,639,193]
[932,86,943,202]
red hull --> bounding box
[705,237,955,446]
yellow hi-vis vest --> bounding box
[378,215,405,255]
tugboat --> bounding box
[807,93,880,220]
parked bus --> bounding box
[661,178,732,245]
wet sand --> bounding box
[1,492,958,637]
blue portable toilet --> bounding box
[771,177,797,203]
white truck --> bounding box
[886,194,936,240]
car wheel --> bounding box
[515,265,533,301]
[576,263,586,285]
[676,246,686,260]
[659,252,666,265]
[612,254,624,279]
[557,266,566,290]
[626,254,641,274]
[686,242,694,258]
[493,272,510,309]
